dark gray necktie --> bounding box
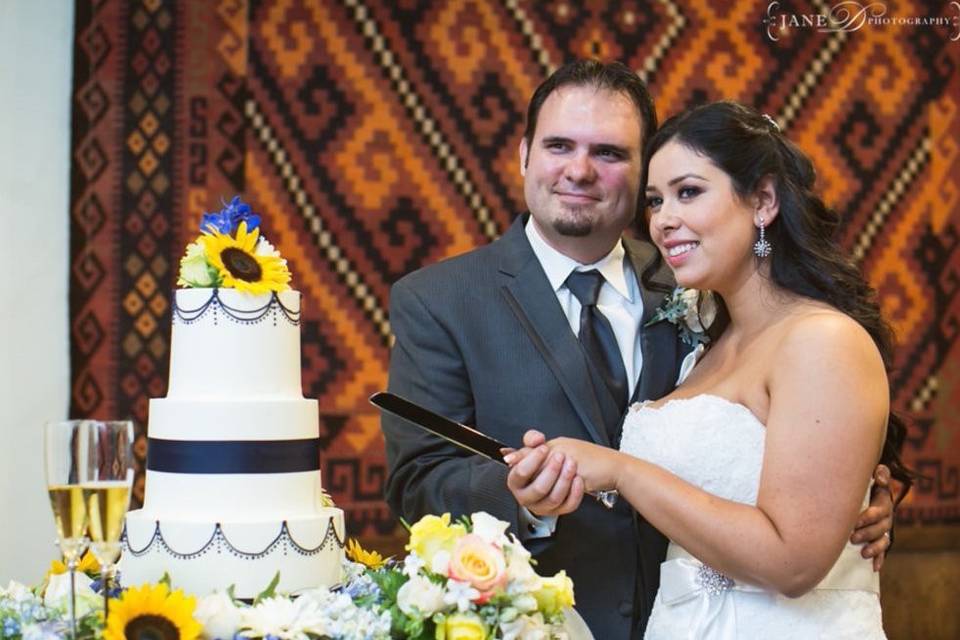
[565,270,629,412]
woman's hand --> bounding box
[543,437,623,493]
[505,432,623,492]
[504,430,584,517]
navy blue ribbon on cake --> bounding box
[147,438,321,474]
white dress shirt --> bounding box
[519,219,646,538]
[525,219,645,397]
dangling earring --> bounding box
[754,216,772,257]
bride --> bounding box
[507,101,912,638]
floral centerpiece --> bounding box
[1,512,580,640]
[354,512,575,640]
[177,196,291,294]
[1,552,105,639]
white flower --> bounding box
[510,593,539,613]
[294,589,392,640]
[256,236,281,257]
[397,575,447,618]
[430,549,451,576]
[195,591,243,640]
[43,573,98,616]
[505,537,540,595]
[500,612,550,640]
[470,512,510,546]
[177,241,218,287]
[239,595,328,640]
[1,581,33,603]
[402,552,426,578]
[21,622,67,640]
[443,579,480,613]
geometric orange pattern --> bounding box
[70,0,960,533]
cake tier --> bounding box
[122,508,345,598]
[167,289,303,399]
[141,470,327,519]
[148,397,318,441]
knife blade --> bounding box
[370,391,619,509]
[370,391,509,463]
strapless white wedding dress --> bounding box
[619,395,886,639]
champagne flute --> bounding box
[44,420,93,638]
[80,420,134,621]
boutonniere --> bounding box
[644,287,717,347]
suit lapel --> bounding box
[624,237,682,403]
[497,217,612,447]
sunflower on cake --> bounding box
[121,196,346,599]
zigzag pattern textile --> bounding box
[69,0,960,537]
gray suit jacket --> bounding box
[383,215,687,639]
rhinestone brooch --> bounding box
[696,563,735,596]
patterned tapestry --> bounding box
[69,0,960,537]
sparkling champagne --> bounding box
[47,485,88,560]
[84,481,131,553]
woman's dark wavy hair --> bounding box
[641,101,913,491]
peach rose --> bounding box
[448,534,507,603]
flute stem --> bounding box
[68,560,77,640]
[103,570,110,625]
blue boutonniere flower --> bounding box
[200,195,261,235]
[644,287,716,347]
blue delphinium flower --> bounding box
[200,196,261,235]
[3,616,21,636]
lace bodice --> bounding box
[621,395,765,506]
[619,394,885,639]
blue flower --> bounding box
[90,577,123,599]
[3,616,20,636]
[201,196,261,235]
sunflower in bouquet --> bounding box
[356,512,575,640]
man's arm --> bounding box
[381,278,520,530]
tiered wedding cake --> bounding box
[122,198,344,597]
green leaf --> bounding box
[368,568,408,606]
[226,584,237,602]
[158,572,172,588]
[253,571,280,605]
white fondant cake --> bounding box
[122,288,345,597]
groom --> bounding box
[381,60,891,639]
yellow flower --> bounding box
[534,570,575,616]
[200,221,291,294]
[47,550,100,578]
[320,488,335,508]
[436,612,487,640]
[406,513,466,565]
[103,582,202,640]
[346,538,389,570]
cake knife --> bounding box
[369,391,617,509]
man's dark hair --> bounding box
[523,60,658,152]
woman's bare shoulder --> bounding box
[770,304,887,392]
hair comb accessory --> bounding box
[761,113,781,132]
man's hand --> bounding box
[850,464,894,571]
[505,430,585,517]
